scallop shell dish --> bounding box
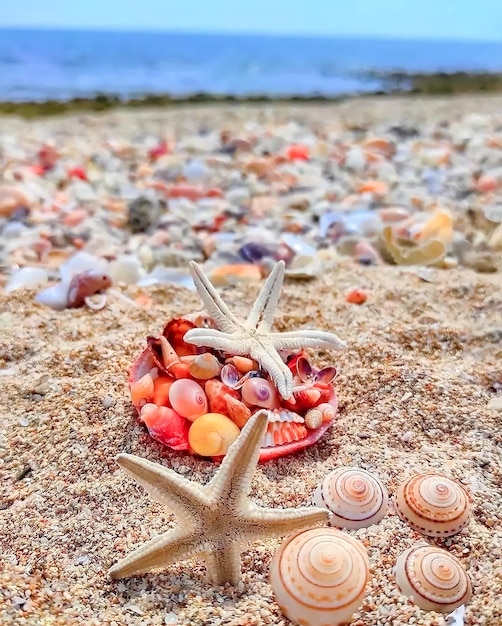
[129,260,342,461]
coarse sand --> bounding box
[0,258,501,625]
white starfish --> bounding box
[108,411,328,586]
[183,260,346,399]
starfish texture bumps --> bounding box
[183,260,345,399]
[108,411,328,585]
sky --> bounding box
[1,0,502,42]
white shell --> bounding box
[395,545,472,613]
[269,527,369,626]
[35,281,70,310]
[313,467,389,530]
[395,473,471,537]
[4,267,49,294]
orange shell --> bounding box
[345,288,368,305]
[152,376,174,406]
[270,527,369,626]
[164,318,199,356]
[225,395,252,429]
[395,545,472,613]
[130,373,154,409]
[205,378,240,414]
[395,473,471,537]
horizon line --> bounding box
[1,24,501,45]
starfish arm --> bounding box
[189,262,241,333]
[209,411,268,506]
[268,330,347,351]
[204,544,243,586]
[108,527,201,579]
[115,454,209,526]
[249,342,293,399]
[183,328,251,355]
[245,261,285,333]
[242,505,329,541]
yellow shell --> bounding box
[188,352,222,380]
[188,413,240,457]
[270,527,369,626]
[313,467,388,530]
[395,545,472,613]
[395,473,471,537]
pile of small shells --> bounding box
[2,106,502,298]
[129,316,338,461]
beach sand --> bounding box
[0,97,501,625]
[0,262,501,625]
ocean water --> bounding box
[1,28,502,102]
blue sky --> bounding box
[1,0,502,41]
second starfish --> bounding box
[108,411,329,585]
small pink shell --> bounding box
[241,377,279,409]
[315,366,337,384]
[315,402,336,422]
[168,379,208,421]
[296,356,314,382]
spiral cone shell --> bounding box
[313,467,388,530]
[395,545,472,613]
[269,527,369,626]
[395,473,471,537]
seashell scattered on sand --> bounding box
[4,267,49,294]
[381,225,446,266]
[284,254,322,279]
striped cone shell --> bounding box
[395,545,472,613]
[269,527,369,626]
[395,473,471,537]
[313,467,389,530]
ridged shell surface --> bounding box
[395,473,471,537]
[269,527,369,626]
[395,545,472,613]
[313,467,389,530]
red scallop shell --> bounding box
[130,322,338,463]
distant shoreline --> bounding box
[2,26,501,44]
[1,71,502,118]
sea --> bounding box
[1,28,502,102]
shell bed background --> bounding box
[129,315,338,462]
